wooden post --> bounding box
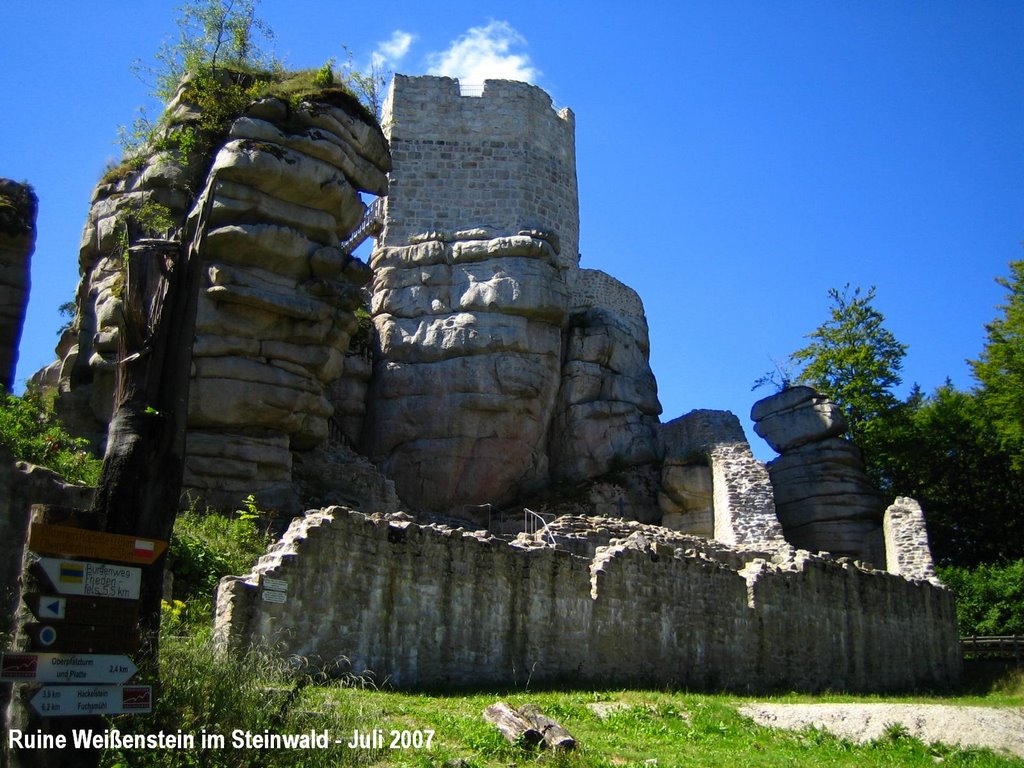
[90,187,212,672]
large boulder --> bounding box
[363,231,568,512]
[549,270,661,484]
[46,81,390,512]
[751,385,847,452]
[752,387,885,564]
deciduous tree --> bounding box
[970,259,1024,471]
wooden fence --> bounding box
[961,635,1023,662]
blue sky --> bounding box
[2,1,1022,459]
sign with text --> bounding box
[30,685,152,717]
[0,652,138,684]
[23,592,140,627]
[29,522,166,565]
[36,558,141,601]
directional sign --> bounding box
[30,685,152,717]
[26,623,140,654]
[36,558,141,601]
[24,593,139,627]
[29,523,166,565]
[0,652,138,684]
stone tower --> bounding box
[363,76,592,512]
[378,75,579,268]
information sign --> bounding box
[30,685,152,716]
[36,558,141,601]
[0,652,138,684]
[24,592,140,627]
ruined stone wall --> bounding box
[381,76,578,269]
[216,508,961,692]
[659,410,786,548]
[884,497,938,581]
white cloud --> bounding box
[427,21,539,85]
[372,30,416,69]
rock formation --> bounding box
[752,386,886,565]
[0,179,36,392]
[363,76,662,514]
[44,75,389,511]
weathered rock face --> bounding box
[751,385,847,452]
[184,95,388,510]
[362,76,666,514]
[752,387,885,565]
[363,231,569,511]
[0,180,36,391]
[48,80,389,511]
[549,270,662,484]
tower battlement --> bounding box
[380,75,579,269]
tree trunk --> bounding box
[482,702,543,746]
[518,703,577,751]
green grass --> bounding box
[302,685,1024,768]
[99,626,1024,768]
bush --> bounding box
[167,496,271,609]
[938,559,1024,636]
[0,386,101,485]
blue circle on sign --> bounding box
[39,626,57,646]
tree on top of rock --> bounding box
[970,259,1024,471]
[790,284,908,448]
[145,0,277,100]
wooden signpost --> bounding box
[29,522,167,565]
[10,516,167,738]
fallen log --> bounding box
[518,703,577,751]
[483,702,543,746]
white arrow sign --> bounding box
[37,558,141,600]
[1,652,138,684]
[31,685,152,717]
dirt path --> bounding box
[739,703,1024,760]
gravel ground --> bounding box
[739,703,1024,760]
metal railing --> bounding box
[523,508,556,548]
[339,197,385,256]
[961,635,1023,662]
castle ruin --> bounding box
[20,75,961,691]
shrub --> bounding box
[101,624,366,768]
[0,387,101,485]
[167,496,271,609]
[938,559,1024,636]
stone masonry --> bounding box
[659,410,787,548]
[380,75,578,270]
[216,507,961,692]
